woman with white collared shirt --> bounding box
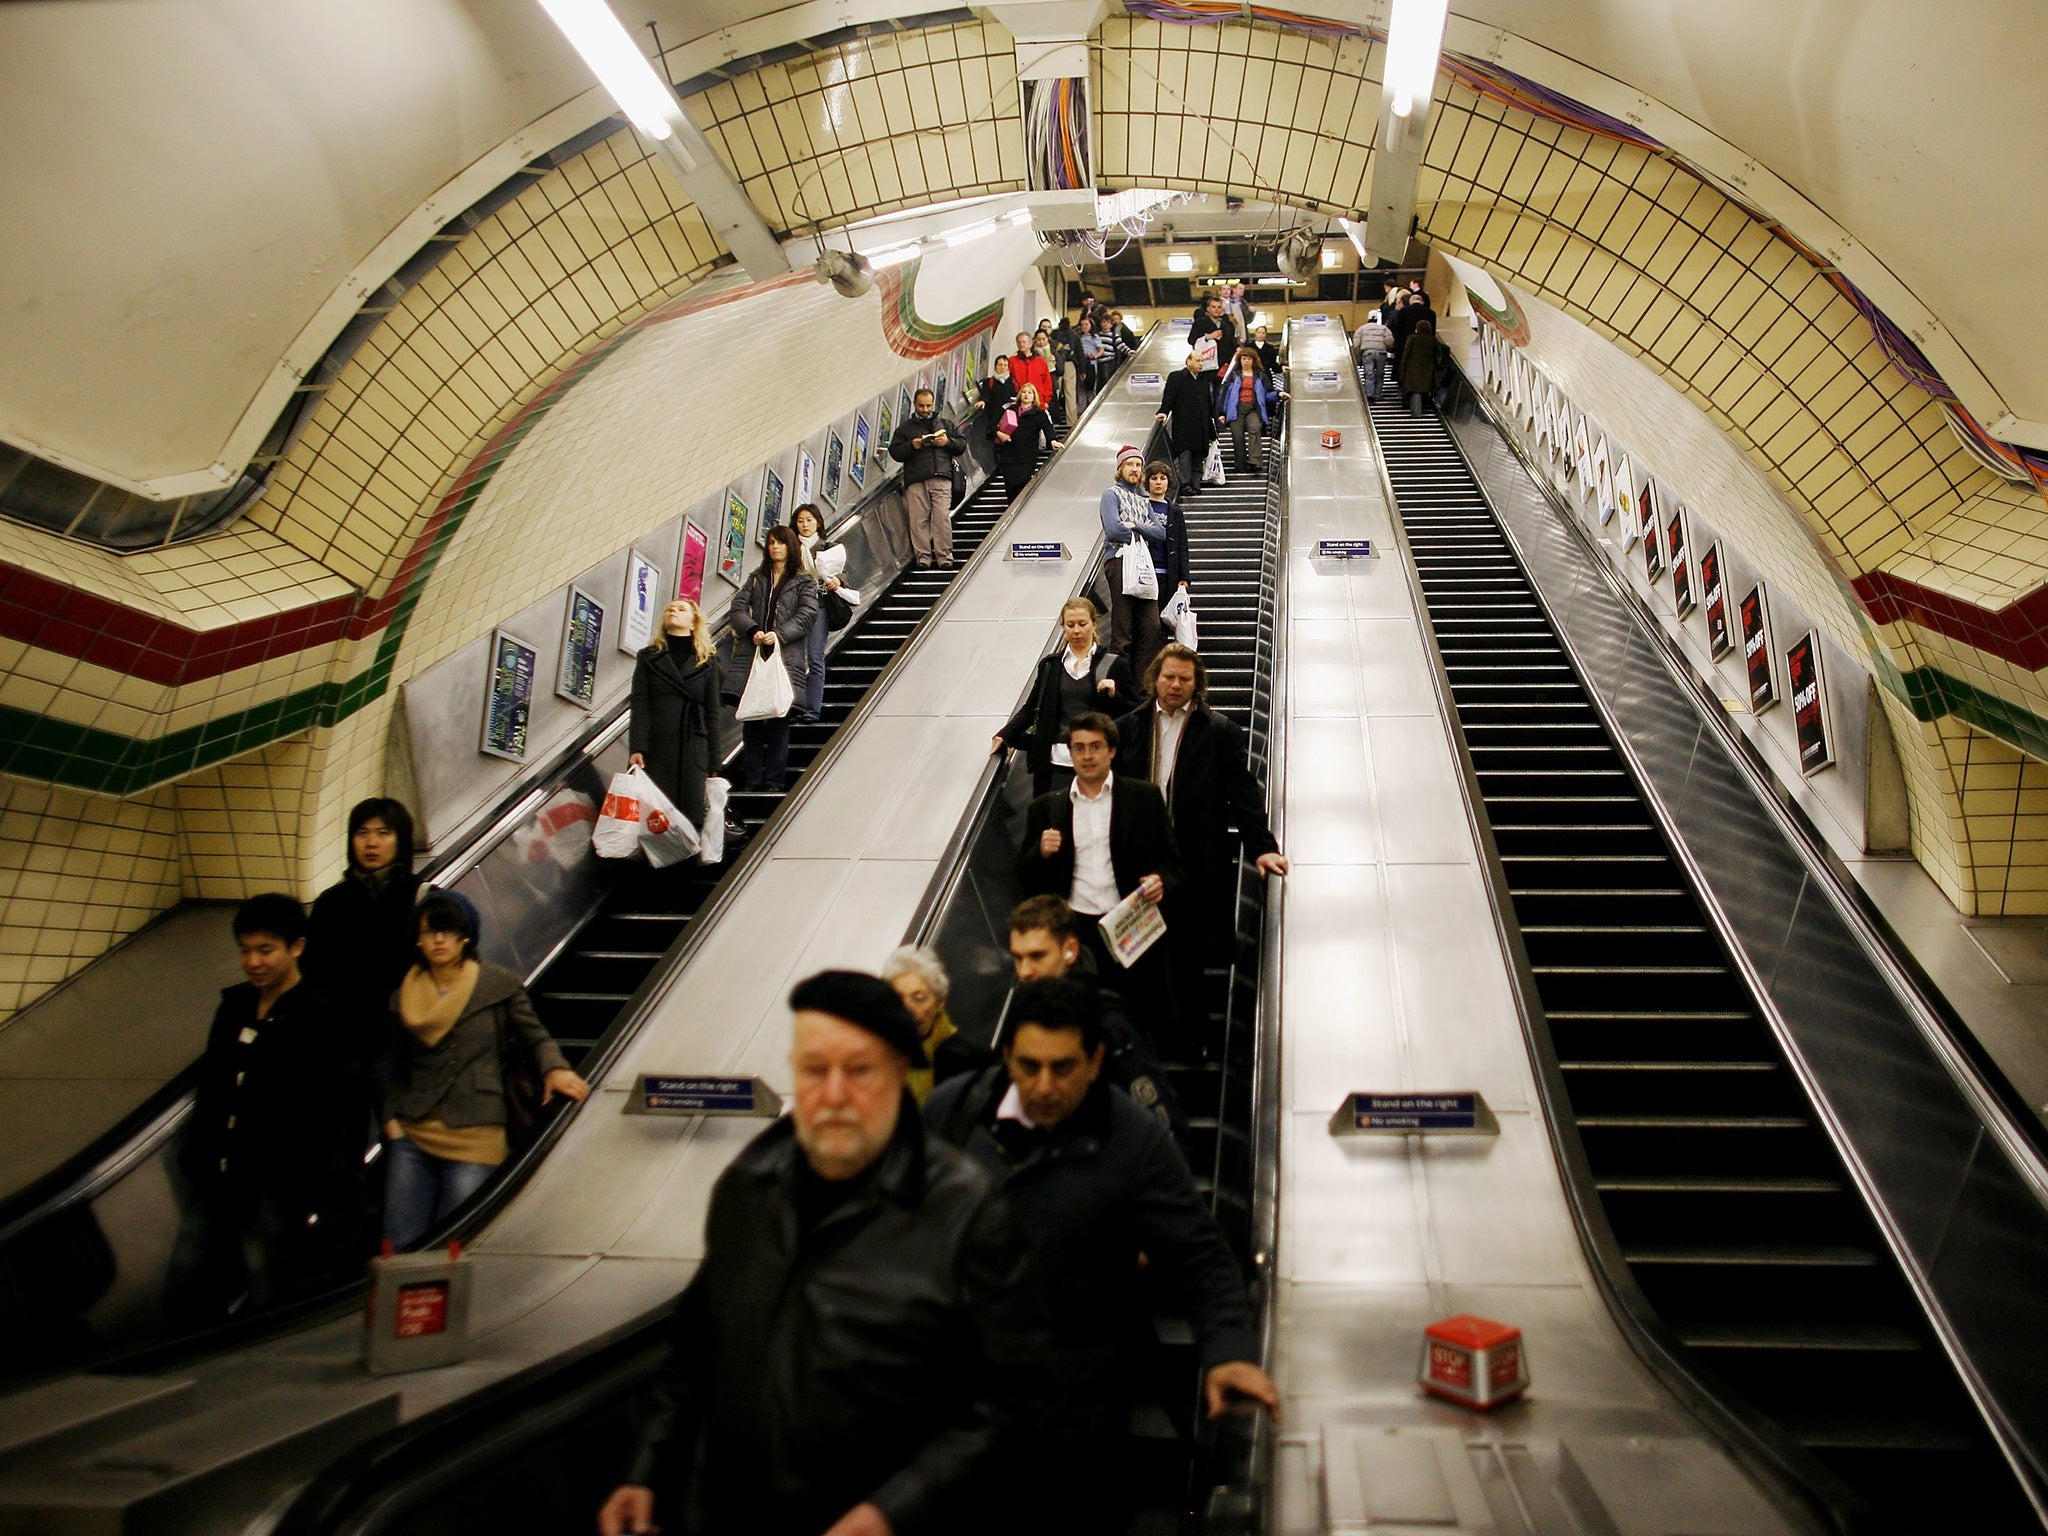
[789,503,858,721]
[991,596,1134,799]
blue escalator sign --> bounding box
[1330,1091,1498,1136]
[1129,373,1163,389]
[1008,541,1068,560]
[627,1075,781,1116]
[1317,539,1374,558]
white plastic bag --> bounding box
[593,768,650,859]
[1159,587,1190,626]
[1175,604,1199,650]
[698,777,730,864]
[734,636,795,721]
[1202,439,1226,485]
[1161,588,1198,650]
[1120,546,1159,601]
[635,772,698,867]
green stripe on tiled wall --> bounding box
[1874,654,2048,760]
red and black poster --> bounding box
[1700,542,1731,656]
[1786,630,1833,773]
[1640,479,1663,579]
[1740,584,1776,711]
[1668,507,1693,614]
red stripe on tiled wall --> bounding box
[1852,572,2048,672]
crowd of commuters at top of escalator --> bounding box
[1355,277,1444,415]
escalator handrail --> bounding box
[1366,371,1857,1536]
[1448,368,2048,1516]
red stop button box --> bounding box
[1418,1313,1529,1410]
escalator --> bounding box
[0,409,1071,1391]
[1363,384,2037,1532]
[525,446,1030,1068]
[262,364,1291,1536]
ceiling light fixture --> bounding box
[1166,252,1195,273]
[537,0,682,142]
[1383,0,1450,118]
[1321,248,1339,269]
[1339,216,1372,265]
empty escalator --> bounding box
[1363,386,2035,1533]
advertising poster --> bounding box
[1700,542,1731,656]
[481,629,538,761]
[899,386,913,431]
[1786,631,1833,773]
[877,398,894,457]
[796,447,816,507]
[1534,383,1551,448]
[760,464,785,531]
[1592,435,1615,523]
[719,487,750,585]
[677,521,708,603]
[1615,456,1638,548]
[823,430,845,505]
[1572,414,1593,491]
[1668,507,1694,614]
[621,550,659,654]
[850,412,871,489]
[1639,473,1662,578]
[556,588,603,708]
[1740,584,1777,711]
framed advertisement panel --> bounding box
[1668,505,1694,614]
[620,550,660,654]
[877,396,895,458]
[1740,583,1777,712]
[1637,476,1661,578]
[480,628,539,762]
[1699,542,1731,656]
[760,464,786,532]
[1592,435,1615,523]
[1615,456,1638,551]
[1786,631,1833,774]
[556,588,603,708]
[850,413,871,490]
[796,446,817,507]
[719,487,750,586]
[677,521,708,603]
[823,429,845,505]
[1572,414,1593,492]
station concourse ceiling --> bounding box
[1,0,2044,492]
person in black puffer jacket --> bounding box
[304,796,421,1106]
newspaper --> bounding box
[1098,886,1168,968]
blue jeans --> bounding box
[740,716,792,790]
[1361,351,1389,397]
[800,618,828,720]
[383,1134,495,1250]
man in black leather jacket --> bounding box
[600,971,1045,1536]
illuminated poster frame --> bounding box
[1786,630,1834,774]
[1700,542,1731,657]
[677,521,708,603]
[1668,505,1695,615]
[556,588,603,709]
[1740,583,1777,712]
[480,628,538,762]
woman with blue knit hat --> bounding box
[1099,444,1168,686]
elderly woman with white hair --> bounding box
[880,945,993,1102]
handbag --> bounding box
[998,408,1019,439]
[498,1010,543,1154]
[1202,440,1227,485]
[1120,544,1160,601]
[949,458,968,508]
[821,586,855,631]
[735,636,795,721]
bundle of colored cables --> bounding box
[1025,75,1092,191]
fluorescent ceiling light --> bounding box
[865,242,923,269]
[537,0,680,142]
[1339,216,1371,264]
[1321,248,1339,269]
[1256,276,1306,285]
[1383,0,1450,118]
[1004,208,1036,226]
[942,219,998,247]
[1166,252,1195,273]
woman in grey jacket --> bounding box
[383,893,587,1249]
[718,524,819,792]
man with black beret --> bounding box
[601,970,1047,1536]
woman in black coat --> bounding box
[718,525,819,792]
[974,356,1017,446]
[993,383,1064,503]
[629,597,720,827]
[1400,317,1439,416]
[992,596,1135,798]
[304,796,421,1095]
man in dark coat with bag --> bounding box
[1115,643,1286,1034]
[1156,346,1217,498]
[599,971,1049,1536]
